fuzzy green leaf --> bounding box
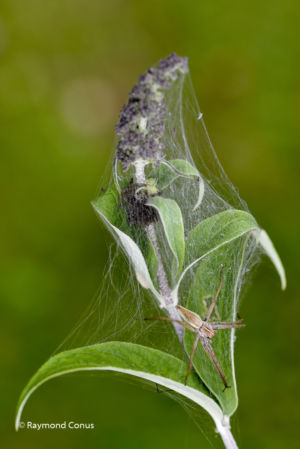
[151,159,204,210]
[92,186,161,302]
[147,196,185,275]
[181,209,285,292]
[172,209,286,417]
[172,210,258,302]
[15,342,224,432]
[152,159,199,189]
[185,209,258,264]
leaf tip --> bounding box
[257,229,287,290]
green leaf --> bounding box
[185,209,258,264]
[147,196,185,275]
[184,236,249,416]
[172,209,286,416]
[179,209,285,292]
[15,342,224,432]
[172,210,258,301]
[92,185,124,229]
[151,159,204,210]
[92,186,161,304]
[152,159,199,189]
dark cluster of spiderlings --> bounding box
[121,183,159,227]
[115,53,188,170]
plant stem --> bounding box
[146,223,184,343]
[216,417,239,449]
[134,160,184,344]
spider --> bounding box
[144,268,246,390]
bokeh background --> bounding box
[1,1,299,448]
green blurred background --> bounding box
[1,1,299,448]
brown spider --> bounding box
[144,269,246,390]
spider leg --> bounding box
[211,319,246,330]
[200,335,229,389]
[185,332,201,385]
[142,317,195,332]
[211,318,245,325]
[204,266,224,321]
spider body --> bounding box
[144,268,246,389]
[177,305,215,338]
